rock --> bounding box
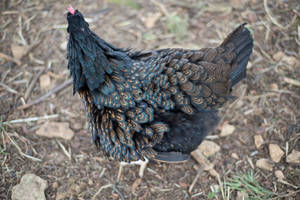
[39,74,51,91]
[256,158,272,171]
[197,140,220,157]
[220,123,235,137]
[254,135,264,149]
[269,144,284,162]
[275,170,284,180]
[286,150,300,163]
[11,174,47,200]
[36,122,74,140]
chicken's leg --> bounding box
[117,159,149,182]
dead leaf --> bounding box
[269,144,284,163]
[220,123,235,137]
[197,140,220,157]
[36,122,74,140]
[145,13,161,29]
[286,150,300,163]
[254,135,264,149]
[11,44,27,60]
[39,74,51,91]
[256,158,273,171]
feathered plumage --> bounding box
[67,8,253,163]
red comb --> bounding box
[68,5,75,15]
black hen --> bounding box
[66,7,253,163]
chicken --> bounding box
[66,6,253,179]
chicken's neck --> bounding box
[67,29,132,94]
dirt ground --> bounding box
[0,0,299,199]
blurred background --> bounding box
[0,0,299,199]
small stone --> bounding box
[39,74,51,91]
[275,170,284,180]
[231,153,239,159]
[286,150,300,163]
[269,144,284,162]
[254,135,264,149]
[36,122,74,140]
[220,123,235,137]
[256,158,273,171]
[197,140,220,157]
[88,179,93,186]
[12,174,47,200]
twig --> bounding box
[92,184,113,200]
[4,132,42,162]
[112,184,125,200]
[0,82,19,94]
[188,167,203,194]
[283,77,300,87]
[18,79,72,110]
[56,140,71,161]
[3,114,59,125]
[24,68,46,100]
[151,0,169,16]
[264,0,298,30]
[0,52,21,65]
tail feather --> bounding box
[221,23,253,88]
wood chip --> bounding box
[272,51,284,61]
[36,122,74,140]
[191,149,219,178]
[254,135,264,149]
[132,178,142,190]
[220,123,235,137]
[231,153,239,159]
[256,158,273,171]
[11,44,27,60]
[39,74,52,91]
[269,144,284,162]
[197,140,220,157]
[286,150,300,163]
[145,13,161,29]
[275,170,284,180]
[236,191,249,200]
